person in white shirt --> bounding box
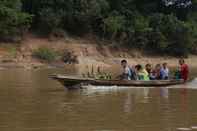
[161,63,169,80]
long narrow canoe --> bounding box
[50,74,185,88]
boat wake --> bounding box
[167,77,197,89]
[83,85,154,90]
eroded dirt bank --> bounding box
[0,35,196,70]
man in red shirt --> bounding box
[179,59,189,81]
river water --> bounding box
[0,68,197,131]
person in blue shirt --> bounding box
[160,63,169,80]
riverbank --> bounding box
[0,35,196,70]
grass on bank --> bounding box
[33,47,57,62]
[0,44,18,58]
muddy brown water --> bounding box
[0,67,197,131]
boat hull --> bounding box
[91,79,184,87]
[50,75,185,88]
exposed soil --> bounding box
[0,34,196,70]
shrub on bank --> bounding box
[62,50,78,64]
[33,47,57,62]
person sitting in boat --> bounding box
[152,64,162,80]
[160,63,169,80]
[179,59,189,81]
[174,66,182,80]
[135,64,150,81]
[145,64,155,80]
[120,60,136,80]
[145,64,152,74]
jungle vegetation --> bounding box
[0,0,197,56]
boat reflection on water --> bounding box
[124,91,135,113]
[83,86,153,113]
[160,87,169,99]
[80,84,194,130]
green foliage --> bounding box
[33,47,57,62]
[22,0,109,35]
[149,14,193,56]
[103,12,125,39]
[67,0,109,34]
[0,44,18,58]
[126,13,152,48]
[0,0,32,41]
[0,0,196,56]
[8,46,17,58]
[38,8,62,33]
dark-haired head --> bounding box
[121,60,127,64]
[179,59,185,65]
[155,64,161,70]
[135,64,142,71]
[145,64,151,68]
[163,62,168,67]
[145,64,152,73]
[121,60,127,68]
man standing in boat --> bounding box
[179,59,189,81]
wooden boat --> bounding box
[50,74,185,88]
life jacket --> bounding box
[138,69,150,81]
